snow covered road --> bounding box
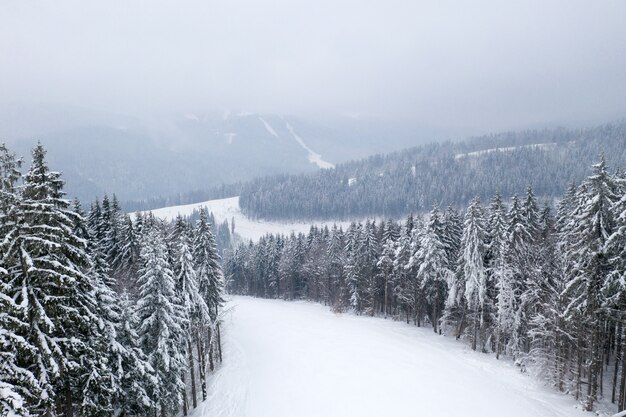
[192,296,592,417]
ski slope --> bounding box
[191,296,595,417]
[139,196,351,242]
[285,122,335,169]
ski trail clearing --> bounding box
[285,122,335,169]
[192,296,593,417]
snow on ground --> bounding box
[138,196,351,242]
[191,296,598,417]
[454,142,558,159]
[258,117,278,138]
[285,122,335,169]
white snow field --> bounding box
[139,196,351,242]
[191,296,594,417]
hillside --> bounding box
[0,103,445,203]
[239,121,626,220]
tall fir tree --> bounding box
[2,144,103,416]
[415,206,450,333]
[136,227,187,417]
[459,197,490,351]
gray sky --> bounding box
[1,0,626,132]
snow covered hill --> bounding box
[140,196,352,241]
[2,103,443,203]
[191,296,595,417]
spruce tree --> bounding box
[176,230,210,411]
[0,144,40,415]
[460,197,489,351]
[486,192,514,358]
[117,292,154,416]
[415,206,450,333]
[562,157,618,410]
[3,144,102,416]
[136,226,187,417]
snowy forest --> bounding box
[0,144,226,416]
[239,122,626,220]
[227,157,626,413]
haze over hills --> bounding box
[0,103,457,203]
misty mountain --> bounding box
[239,121,626,220]
[0,103,450,202]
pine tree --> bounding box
[114,214,141,293]
[377,221,397,318]
[81,247,117,417]
[442,205,462,273]
[194,208,224,320]
[175,230,210,412]
[0,144,40,415]
[562,157,618,410]
[505,194,535,358]
[326,225,345,311]
[415,206,450,333]
[486,192,514,358]
[606,172,626,412]
[393,221,416,323]
[116,291,155,416]
[0,290,39,417]
[460,197,489,351]
[344,223,363,312]
[2,144,102,416]
[361,220,380,315]
[193,208,225,383]
[136,227,187,417]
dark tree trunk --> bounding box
[613,322,622,404]
[619,327,626,412]
[209,338,215,372]
[63,378,73,417]
[197,337,207,401]
[217,323,223,363]
[189,338,198,409]
[181,372,188,416]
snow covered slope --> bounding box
[139,196,351,241]
[192,296,596,417]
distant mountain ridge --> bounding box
[238,121,626,220]
[0,103,446,202]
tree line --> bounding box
[226,157,626,413]
[0,144,225,416]
[239,122,626,220]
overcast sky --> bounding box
[1,0,625,132]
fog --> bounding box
[1,0,626,132]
